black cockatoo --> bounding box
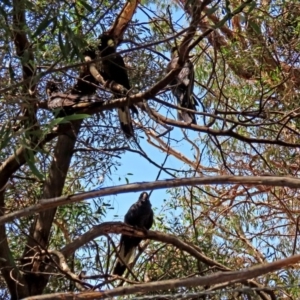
[71,47,99,96]
[167,47,198,124]
[98,34,138,138]
[113,192,154,276]
[46,81,103,116]
[70,68,98,96]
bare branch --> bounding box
[1,175,300,225]
[23,252,300,299]
[60,222,228,270]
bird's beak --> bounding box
[141,192,149,201]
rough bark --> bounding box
[21,121,82,296]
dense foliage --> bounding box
[1,0,300,299]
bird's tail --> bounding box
[180,111,196,124]
[113,244,136,276]
[181,109,197,125]
[179,95,197,125]
[174,88,197,125]
[118,106,134,139]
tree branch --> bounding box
[1,175,300,225]
[23,251,300,299]
[21,121,82,295]
[61,223,274,299]
[60,222,228,270]
[0,190,28,298]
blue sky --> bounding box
[96,4,194,223]
[101,130,192,222]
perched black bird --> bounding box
[46,81,103,116]
[98,34,138,138]
[70,69,98,96]
[68,48,99,96]
[167,47,198,124]
[113,192,154,276]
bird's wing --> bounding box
[168,59,197,124]
[48,93,102,110]
[113,201,142,276]
[145,208,154,230]
[180,60,195,108]
[48,93,80,109]
[167,56,179,73]
[178,60,194,87]
[118,106,134,139]
[71,73,98,95]
[101,52,137,138]
[108,53,131,90]
[124,202,140,225]
[113,193,153,276]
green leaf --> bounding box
[51,18,57,34]
[8,63,16,79]
[247,1,257,14]
[248,20,261,34]
[205,6,218,16]
[48,117,65,127]
[33,13,54,38]
[0,0,10,5]
[26,150,44,180]
[0,6,7,18]
[58,32,67,57]
[77,0,94,12]
[63,114,90,121]
[48,113,89,128]
[0,124,11,149]
[20,50,30,64]
[62,14,68,30]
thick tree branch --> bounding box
[12,0,35,85]
[44,250,91,291]
[60,222,274,299]
[0,0,39,297]
[21,121,82,296]
[60,222,228,270]
[107,0,141,40]
[1,175,300,225]
[147,110,300,147]
[23,252,300,299]
[0,190,28,298]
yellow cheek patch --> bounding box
[107,39,115,47]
